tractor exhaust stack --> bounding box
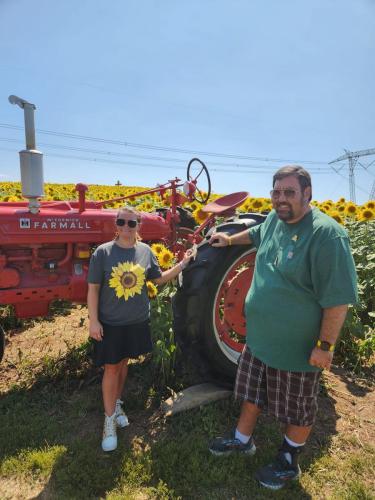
[8,95,44,214]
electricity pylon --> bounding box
[329,148,375,203]
[370,180,375,201]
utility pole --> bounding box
[370,180,375,201]
[329,148,375,203]
[115,180,122,186]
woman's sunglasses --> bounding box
[115,218,138,228]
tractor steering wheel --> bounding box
[186,158,211,204]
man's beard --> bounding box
[275,203,294,221]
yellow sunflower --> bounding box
[109,262,145,300]
[192,207,208,225]
[329,210,344,225]
[251,199,263,210]
[146,281,158,299]
[344,203,357,217]
[365,200,375,210]
[358,208,375,222]
[189,202,199,211]
[158,248,175,269]
[151,242,167,256]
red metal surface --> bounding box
[214,251,256,352]
[0,199,172,317]
[201,191,249,214]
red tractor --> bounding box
[0,96,265,378]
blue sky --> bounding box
[0,0,374,204]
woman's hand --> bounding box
[89,319,103,341]
[180,248,195,269]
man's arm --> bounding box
[309,304,348,370]
[209,228,252,247]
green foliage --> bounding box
[150,283,178,386]
[338,220,375,373]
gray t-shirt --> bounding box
[88,241,162,326]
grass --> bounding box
[0,340,374,499]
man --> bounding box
[208,165,358,490]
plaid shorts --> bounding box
[234,346,321,427]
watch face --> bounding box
[320,341,331,351]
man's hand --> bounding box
[89,320,103,341]
[209,232,230,247]
[309,347,334,371]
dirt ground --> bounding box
[0,306,374,499]
[1,306,374,434]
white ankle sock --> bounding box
[285,435,305,447]
[235,428,251,444]
[284,435,305,464]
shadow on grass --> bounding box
[0,347,342,499]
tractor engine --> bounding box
[0,198,170,318]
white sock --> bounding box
[284,435,305,464]
[285,435,305,447]
[105,412,116,419]
[235,428,251,444]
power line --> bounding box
[0,122,329,165]
[0,146,333,176]
[0,136,333,172]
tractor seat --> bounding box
[201,191,249,215]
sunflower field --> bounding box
[1,181,374,223]
[0,181,374,376]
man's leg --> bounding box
[285,424,312,445]
[209,400,260,456]
[255,369,320,490]
[237,400,262,436]
[209,346,265,456]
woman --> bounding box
[87,206,192,451]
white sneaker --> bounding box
[102,413,117,452]
[115,399,129,428]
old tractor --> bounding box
[0,96,265,378]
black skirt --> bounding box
[92,320,152,366]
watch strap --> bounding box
[316,340,335,352]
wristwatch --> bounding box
[316,340,335,352]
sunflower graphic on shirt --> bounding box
[109,261,146,300]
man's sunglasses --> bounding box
[115,218,138,228]
[270,189,299,199]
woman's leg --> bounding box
[116,358,129,400]
[102,362,123,416]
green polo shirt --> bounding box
[246,207,358,372]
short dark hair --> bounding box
[273,165,312,201]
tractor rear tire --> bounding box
[202,245,256,379]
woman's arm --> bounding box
[152,250,193,286]
[87,283,103,341]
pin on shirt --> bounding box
[288,235,298,259]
